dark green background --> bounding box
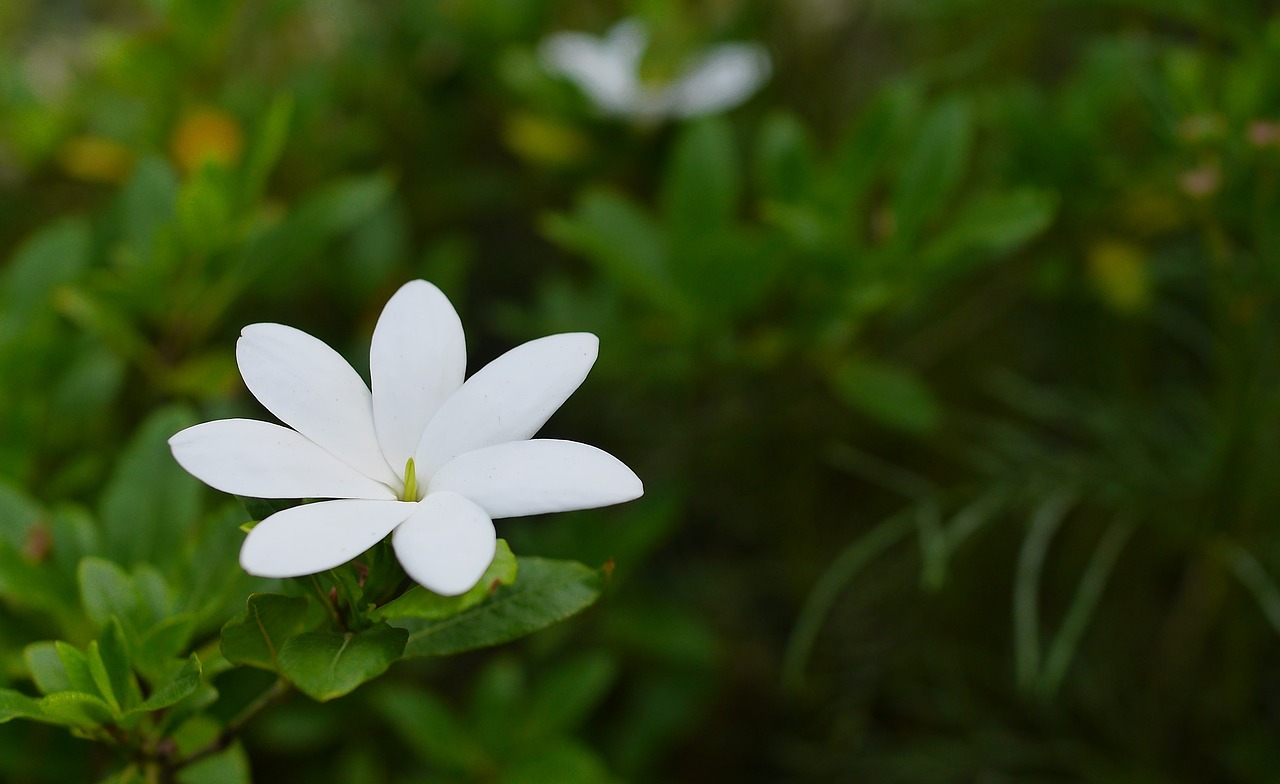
[3,0,1280,781]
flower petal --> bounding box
[665,43,771,118]
[392,491,496,596]
[539,20,646,116]
[370,280,466,471]
[414,333,599,478]
[428,439,643,519]
[240,499,417,578]
[169,419,397,500]
[237,323,400,488]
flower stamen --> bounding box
[402,458,418,502]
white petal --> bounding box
[393,491,496,596]
[370,280,466,470]
[428,439,643,519]
[665,43,771,118]
[414,333,599,478]
[169,419,397,501]
[240,499,417,578]
[237,323,400,488]
[539,20,646,115]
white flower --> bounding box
[169,280,643,596]
[539,19,771,122]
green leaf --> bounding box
[891,96,974,235]
[25,642,72,695]
[78,557,138,629]
[0,480,41,548]
[541,189,677,311]
[55,641,100,696]
[370,686,489,774]
[117,156,179,260]
[134,654,202,714]
[99,405,201,567]
[50,505,102,579]
[86,642,121,713]
[0,538,78,621]
[502,739,615,784]
[277,624,408,701]
[525,651,617,738]
[243,173,394,290]
[833,84,918,218]
[376,540,517,621]
[96,620,142,712]
[754,112,818,205]
[38,691,115,729]
[2,218,91,325]
[177,166,235,256]
[135,614,197,682]
[0,689,48,724]
[921,187,1057,272]
[831,359,940,435]
[220,593,309,671]
[239,94,293,207]
[236,496,301,523]
[661,118,741,234]
[133,564,176,620]
[172,715,251,784]
[400,557,606,658]
[51,286,155,365]
[668,230,780,319]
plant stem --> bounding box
[167,678,291,773]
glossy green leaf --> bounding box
[24,642,72,695]
[0,689,48,725]
[134,654,202,714]
[375,540,517,621]
[135,613,197,682]
[85,642,121,713]
[220,593,309,671]
[55,641,99,696]
[277,624,408,701]
[95,620,142,712]
[38,691,114,729]
[400,557,606,658]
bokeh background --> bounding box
[4,0,1280,781]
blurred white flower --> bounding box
[539,19,770,122]
[169,280,642,596]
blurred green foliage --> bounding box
[3,0,1280,781]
